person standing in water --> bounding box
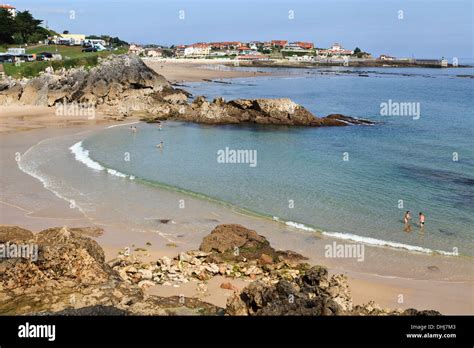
[418,212,425,229]
[403,211,412,232]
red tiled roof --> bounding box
[271,40,288,46]
[0,4,15,9]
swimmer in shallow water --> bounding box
[403,210,412,232]
[418,212,425,229]
[156,141,164,149]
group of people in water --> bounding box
[403,211,425,232]
[130,123,164,148]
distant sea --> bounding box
[21,66,474,256]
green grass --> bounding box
[2,45,129,78]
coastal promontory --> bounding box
[0,55,375,127]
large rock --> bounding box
[226,265,351,316]
[200,224,269,254]
[1,55,174,110]
[226,264,442,316]
[143,95,375,127]
[199,224,306,264]
[0,225,221,316]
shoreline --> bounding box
[1,118,472,314]
[143,58,275,83]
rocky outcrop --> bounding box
[226,266,441,316]
[0,55,174,108]
[142,95,375,127]
[0,54,374,127]
[0,224,440,316]
[199,224,307,263]
[0,225,221,315]
[226,265,352,315]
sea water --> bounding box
[20,66,474,256]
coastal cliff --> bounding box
[0,55,374,127]
[0,224,439,316]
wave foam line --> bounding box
[273,217,317,232]
[272,216,457,256]
[69,141,134,180]
[107,121,141,129]
[322,231,458,256]
[17,156,88,216]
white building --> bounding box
[0,4,17,17]
[61,34,86,45]
[128,44,145,55]
[184,43,211,57]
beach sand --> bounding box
[0,68,473,315]
[144,58,271,83]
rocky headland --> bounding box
[0,224,439,316]
[0,54,375,127]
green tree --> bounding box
[0,9,16,44]
[14,11,44,43]
[353,47,361,55]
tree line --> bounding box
[0,9,55,45]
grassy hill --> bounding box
[2,44,128,78]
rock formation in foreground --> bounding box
[0,54,375,127]
[0,224,439,316]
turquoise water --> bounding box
[82,67,474,255]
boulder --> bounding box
[199,224,269,254]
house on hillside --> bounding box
[128,44,144,55]
[237,45,254,55]
[0,3,17,17]
[317,42,353,57]
[209,42,241,50]
[379,54,396,61]
[271,40,288,48]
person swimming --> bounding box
[156,141,164,148]
[419,212,425,228]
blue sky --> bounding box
[12,0,474,59]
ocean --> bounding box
[19,66,474,256]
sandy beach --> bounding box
[144,58,272,83]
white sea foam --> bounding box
[285,221,316,232]
[273,217,317,232]
[322,231,458,256]
[69,141,104,171]
[272,216,457,256]
[17,153,87,216]
[69,141,133,180]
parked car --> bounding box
[82,47,98,52]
